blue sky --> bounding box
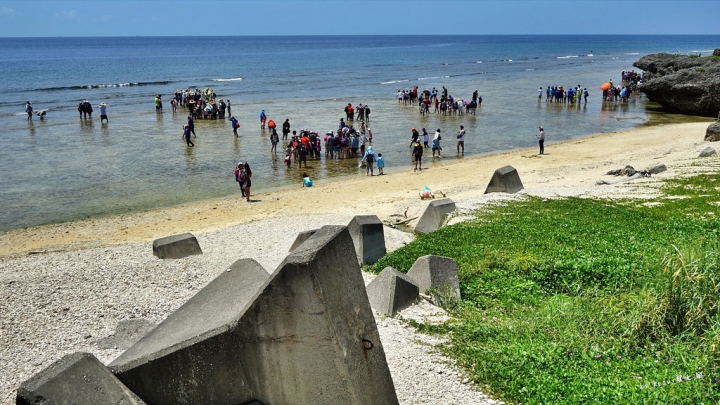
[1,0,718,36]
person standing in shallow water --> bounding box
[259,110,267,129]
[182,125,194,147]
[25,101,33,121]
[243,162,252,202]
[537,126,545,155]
[99,102,108,123]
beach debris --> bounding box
[647,164,667,174]
[596,172,645,186]
[605,165,652,177]
[484,165,524,194]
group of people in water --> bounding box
[542,85,589,104]
[162,88,232,120]
[397,86,481,116]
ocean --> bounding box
[1,35,718,232]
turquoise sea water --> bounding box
[1,35,718,231]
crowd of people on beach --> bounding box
[397,86,481,116]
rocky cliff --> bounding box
[633,50,720,117]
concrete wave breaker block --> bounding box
[348,215,387,265]
[415,198,456,234]
[484,165,524,194]
[699,147,717,157]
[288,228,318,252]
[17,352,144,405]
[407,255,461,305]
[152,232,202,259]
[111,226,398,405]
[367,267,419,315]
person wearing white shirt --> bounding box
[456,125,466,155]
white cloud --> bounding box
[55,10,77,19]
[1,7,17,16]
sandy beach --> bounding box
[0,121,716,404]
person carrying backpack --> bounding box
[296,140,308,168]
[362,146,376,176]
[412,140,423,171]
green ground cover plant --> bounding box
[371,173,720,404]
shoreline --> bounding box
[1,120,717,405]
[0,121,714,258]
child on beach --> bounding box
[259,110,266,129]
[376,153,385,175]
[302,172,313,187]
[432,129,442,158]
[284,145,293,168]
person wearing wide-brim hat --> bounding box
[99,102,108,123]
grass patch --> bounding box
[372,174,720,404]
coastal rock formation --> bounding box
[633,51,720,117]
[706,121,720,142]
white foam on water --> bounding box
[381,79,410,84]
[213,77,243,82]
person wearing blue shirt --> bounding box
[376,153,385,175]
[302,173,313,187]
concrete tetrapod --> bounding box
[288,229,318,252]
[152,233,203,259]
[17,352,144,405]
[110,227,399,405]
[484,165,524,194]
[415,198,456,234]
[348,215,387,265]
[366,266,419,315]
[407,255,461,306]
[699,147,717,157]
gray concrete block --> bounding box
[415,198,456,234]
[484,165,524,194]
[111,227,398,405]
[152,233,202,259]
[699,147,717,157]
[288,229,318,252]
[96,319,156,351]
[348,215,387,265]
[17,352,144,405]
[647,164,667,174]
[407,255,461,306]
[367,267,419,315]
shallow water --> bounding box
[1,35,718,231]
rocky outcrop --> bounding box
[633,50,720,117]
[706,121,720,142]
